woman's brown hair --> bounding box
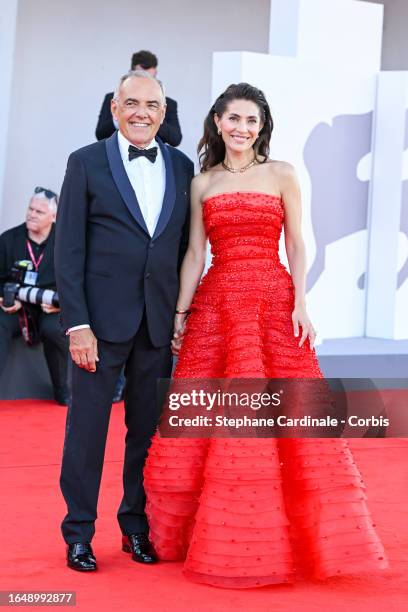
[198,82,274,172]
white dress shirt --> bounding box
[68,130,166,334]
[117,130,165,236]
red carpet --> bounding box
[0,400,407,611]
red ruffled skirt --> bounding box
[144,436,388,588]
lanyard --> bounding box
[26,240,44,272]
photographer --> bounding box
[0,187,69,404]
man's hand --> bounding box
[69,328,99,372]
[41,303,60,314]
[0,297,22,314]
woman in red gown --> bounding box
[143,83,388,587]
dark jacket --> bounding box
[95,92,182,147]
[0,223,57,297]
[54,133,193,346]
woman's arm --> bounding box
[280,163,316,349]
[172,175,208,353]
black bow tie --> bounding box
[128,145,158,163]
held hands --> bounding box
[0,297,22,314]
[171,313,188,356]
[69,328,99,372]
[292,303,317,350]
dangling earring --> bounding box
[218,128,222,136]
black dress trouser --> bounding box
[0,308,68,392]
[60,314,173,544]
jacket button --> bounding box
[149,242,154,249]
[145,272,151,279]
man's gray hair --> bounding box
[113,69,166,104]
[31,191,58,213]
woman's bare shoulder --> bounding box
[265,160,299,191]
[191,167,220,201]
[265,159,296,176]
[192,171,209,192]
[192,171,209,187]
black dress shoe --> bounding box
[122,533,157,564]
[67,542,97,572]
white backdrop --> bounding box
[212,1,408,341]
[213,51,378,340]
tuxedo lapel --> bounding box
[105,132,150,235]
[153,138,176,240]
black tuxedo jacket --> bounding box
[0,223,57,297]
[95,93,182,147]
[54,133,193,347]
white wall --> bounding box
[0,0,270,231]
[0,0,18,225]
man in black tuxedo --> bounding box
[95,50,182,147]
[0,189,69,404]
[55,70,193,572]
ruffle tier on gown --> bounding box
[144,192,388,588]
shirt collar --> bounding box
[25,226,50,247]
[117,131,158,164]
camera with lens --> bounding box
[2,260,59,308]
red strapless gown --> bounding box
[143,192,388,588]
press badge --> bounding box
[24,270,38,285]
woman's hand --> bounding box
[292,303,316,349]
[171,313,188,356]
